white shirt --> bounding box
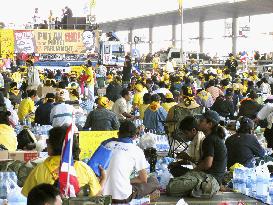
[50,103,75,127]
[102,141,147,200]
[112,98,131,120]
[154,88,170,96]
[257,103,273,129]
[165,61,174,73]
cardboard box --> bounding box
[9,151,38,162]
[0,151,9,160]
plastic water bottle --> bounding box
[9,173,17,186]
[233,168,240,191]
[236,120,240,130]
[7,189,27,205]
[256,165,270,202]
[0,174,7,199]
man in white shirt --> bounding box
[102,120,159,203]
[112,89,134,120]
[164,58,174,73]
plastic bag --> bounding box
[176,198,188,205]
[139,132,157,150]
[88,145,112,177]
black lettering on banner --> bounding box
[38,32,43,40]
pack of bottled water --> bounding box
[0,172,27,205]
[233,161,273,204]
[156,157,174,191]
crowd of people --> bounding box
[0,51,273,204]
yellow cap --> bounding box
[135,84,143,92]
[165,92,173,99]
[98,97,109,108]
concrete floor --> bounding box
[152,192,266,205]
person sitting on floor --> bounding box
[102,120,160,203]
[143,94,167,134]
[225,117,265,168]
[167,111,227,199]
[168,116,205,177]
[84,96,120,131]
[22,126,106,197]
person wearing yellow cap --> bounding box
[133,84,144,108]
[143,94,167,133]
[85,66,96,109]
[8,82,22,108]
[166,86,203,135]
[161,92,177,113]
[84,96,119,131]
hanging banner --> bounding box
[34,30,87,54]
[14,30,36,54]
[0,29,15,57]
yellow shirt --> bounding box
[18,98,35,121]
[0,124,17,151]
[139,104,149,120]
[161,102,177,113]
[22,156,101,197]
[86,68,95,85]
[133,92,144,107]
[11,72,21,83]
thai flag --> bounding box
[59,124,80,197]
[240,51,247,64]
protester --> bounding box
[0,104,17,151]
[35,93,55,125]
[211,88,235,120]
[122,54,132,84]
[256,102,273,148]
[102,120,160,203]
[238,91,262,120]
[225,117,265,168]
[112,89,134,121]
[143,94,167,133]
[84,96,119,131]
[18,90,37,123]
[161,92,177,113]
[168,116,205,177]
[206,80,224,103]
[8,82,21,108]
[166,86,203,135]
[167,111,227,198]
[22,126,105,197]
[139,93,152,120]
[27,184,62,205]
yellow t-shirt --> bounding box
[0,124,17,151]
[22,156,101,197]
[139,104,149,120]
[18,98,34,121]
[161,102,177,113]
[133,92,144,107]
[86,68,95,85]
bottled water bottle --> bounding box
[0,173,7,199]
[256,165,270,202]
[9,173,17,186]
[233,168,241,191]
[236,120,240,130]
[268,179,273,204]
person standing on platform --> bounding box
[122,54,132,86]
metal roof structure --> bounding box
[99,0,273,32]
